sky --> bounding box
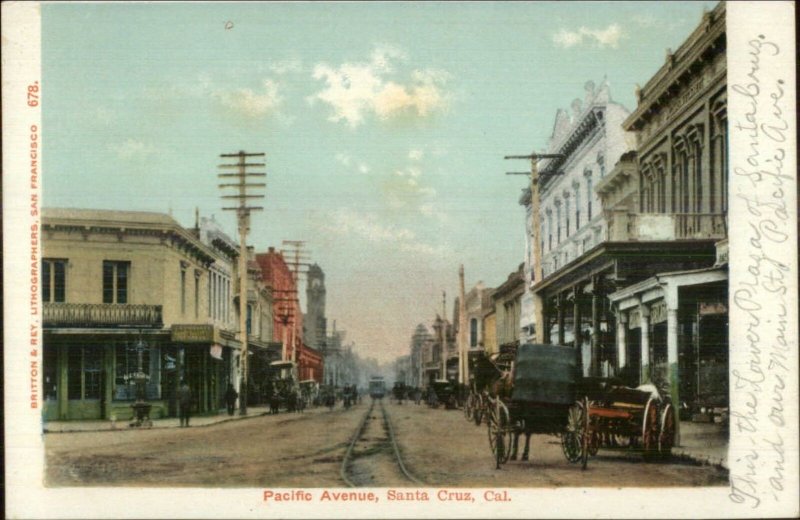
[42,1,716,364]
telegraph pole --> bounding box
[458,265,467,386]
[220,150,266,415]
[505,153,564,344]
[440,291,447,380]
[280,240,310,366]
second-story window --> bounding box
[547,212,553,251]
[574,185,581,230]
[556,204,562,243]
[43,258,67,303]
[470,318,478,347]
[103,261,129,304]
[565,198,571,237]
[194,270,201,319]
[180,261,188,314]
[586,177,593,220]
[246,304,253,335]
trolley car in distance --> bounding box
[369,376,386,399]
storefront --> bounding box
[608,266,728,421]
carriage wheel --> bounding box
[464,393,474,421]
[641,397,660,460]
[561,399,586,464]
[487,399,512,468]
[658,403,676,459]
[473,395,484,426]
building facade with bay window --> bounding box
[42,208,242,421]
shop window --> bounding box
[67,347,103,400]
[43,259,67,303]
[114,342,158,401]
[103,261,129,304]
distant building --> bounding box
[304,264,327,351]
[492,264,525,351]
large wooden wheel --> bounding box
[473,394,484,426]
[658,403,676,459]
[464,392,474,421]
[641,397,660,460]
[562,398,588,465]
[487,398,513,469]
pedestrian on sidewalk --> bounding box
[178,380,192,427]
[224,384,238,416]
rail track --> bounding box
[340,399,423,487]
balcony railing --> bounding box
[610,212,727,241]
[43,303,163,328]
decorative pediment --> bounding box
[551,109,573,144]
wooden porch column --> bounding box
[640,305,651,384]
[573,285,582,353]
[616,312,627,374]
[591,276,601,377]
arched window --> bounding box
[597,152,606,178]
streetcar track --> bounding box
[340,400,424,487]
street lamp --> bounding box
[127,331,153,428]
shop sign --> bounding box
[210,344,223,360]
[699,301,727,315]
[650,301,668,324]
[172,324,214,343]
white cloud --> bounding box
[633,14,656,28]
[335,152,352,167]
[323,208,444,256]
[408,149,424,161]
[335,152,371,174]
[309,46,449,127]
[269,59,303,75]
[213,79,282,118]
[553,23,625,49]
[111,139,158,160]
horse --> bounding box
[490,369,535,462]
[269,393,281,415]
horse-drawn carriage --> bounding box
[269,360,301,413]
[483,343,675,469]
[392,382,408,404]
[428,379,457,409]
[299,379,319,409]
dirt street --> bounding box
[45,404,366,487]
[389,400,728,487]
[45,399,727,488]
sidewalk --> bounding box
[43,405,273,433]
[672,420,729,470]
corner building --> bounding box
[41,208,240,421]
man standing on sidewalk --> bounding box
[178,380,192,427]
[224,384,238,416]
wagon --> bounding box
[429,379,457,409]
[464,352,504,426]
[583,379,676,460]
[485,343,590,469]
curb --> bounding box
[43,410,272,434]
[672,447,728,470]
